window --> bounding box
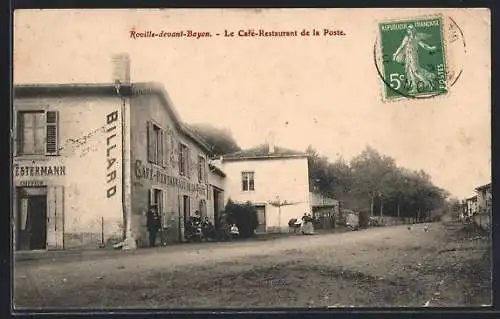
[179,143,189,176]
[149,188,163,217]
[198,156,206,182]
[242,172,255,191]
[17,110,59,156]
[147,122,166,166]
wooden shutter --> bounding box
[13,111,19,156]
[186,148,191,179]
[159,130,165,167]
[204,158,208,183]
[148,189,153,208]
[197,156,201,182]
[169,132,176,167]
[162,129,168,167]
[47,186,64,250]
[178,143,183,174]
[147,121,154,163]
[45,111,59,155]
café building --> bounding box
[12,56,225,250]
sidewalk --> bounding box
[14,227,350,265]
[11,231,297,264]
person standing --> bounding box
[302,213,315,235]
[146,205,161,247]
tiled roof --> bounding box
[310,192,339,207]
[475,182,492,191]
[222,144,308,161]
[209,163,226,177]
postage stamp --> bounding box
[378,15,448,100]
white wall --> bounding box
[13,96,124,249]
[220,157,311,232]
[476,187,492,213]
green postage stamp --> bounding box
[378,16,447,100]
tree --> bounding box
[186,123,241,156]
[328,157,353,198]
[350,146,397,215]
[305,145,449,220]
[306,145,335,196]
[224,199,259,238]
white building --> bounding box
[12,55,224,250]
[473,182,491,229]
[464,195,478,219]
[214,142,311,233]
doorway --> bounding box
[213,188,221,228]
[17,188,48,250]
[183,195,190,222]
[255,205,266,233]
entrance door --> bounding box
[181,195,190,241]
[255,205,266,233]
[30,196,47,249]
[183,195,190,221]
[17,190,47,250]
[213,189,220,228]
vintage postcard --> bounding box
[12,8,491,310]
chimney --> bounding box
[111,53,131,84]
[267,131,276,154]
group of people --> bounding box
[145,205,240,247]
[287,213,316,235]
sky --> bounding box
[13,9,491,199]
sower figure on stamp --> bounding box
[146,204,161,247]
[392,24,437,94]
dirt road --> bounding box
[13,222,491,309]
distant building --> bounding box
[475,183,492,214]
[464,195,478,218]
[12,55,225,250]
[310,192,340,229]
[473,182,491,228]
[214,142,311,233]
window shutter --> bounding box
[197,156,201,182]
[204,158,208,183]
[45,111,59,155]
[54,186,64,249]
[13,111,21,156]
[158,129,164,167]
[186,148,191,179]
[147,122,154,163]
[178,143,183,174]
[163,129,168,167]
[46,185,64,249]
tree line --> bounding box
[185,123,451,220]
[307,145,450,220]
